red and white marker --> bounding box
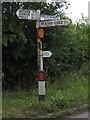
[38,71,45,101]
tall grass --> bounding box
[2,63,88,118]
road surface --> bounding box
[69,111,89,118]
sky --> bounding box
[66,0,89,22]
[47,0,89,22]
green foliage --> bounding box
[2,2,89,90]
[3,69,88,118]
[44,23,88,83]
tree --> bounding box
[3,1,88,89]
[2,2,70,90]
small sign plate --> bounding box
[43,51,52,57]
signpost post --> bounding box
[37,27,45,102]
[16,9,38,20]
[40,15,59,20]
[16,8,70,102]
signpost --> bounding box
[40,15,60,20]
[16,8,70,102]
[37,19,70,28]
[43,51,52,58]
[16,9,38,20]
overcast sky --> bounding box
[66,0,89,21]
[48,0,89,22]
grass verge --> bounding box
[2,68,88,118]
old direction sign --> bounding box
[37,19,70,28]
[43,51,52,58]
[40,15,60,21]
[16,9,38,20]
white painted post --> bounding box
[38,47,45,102]
[36,10,45,102]
[38,40,45,102]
